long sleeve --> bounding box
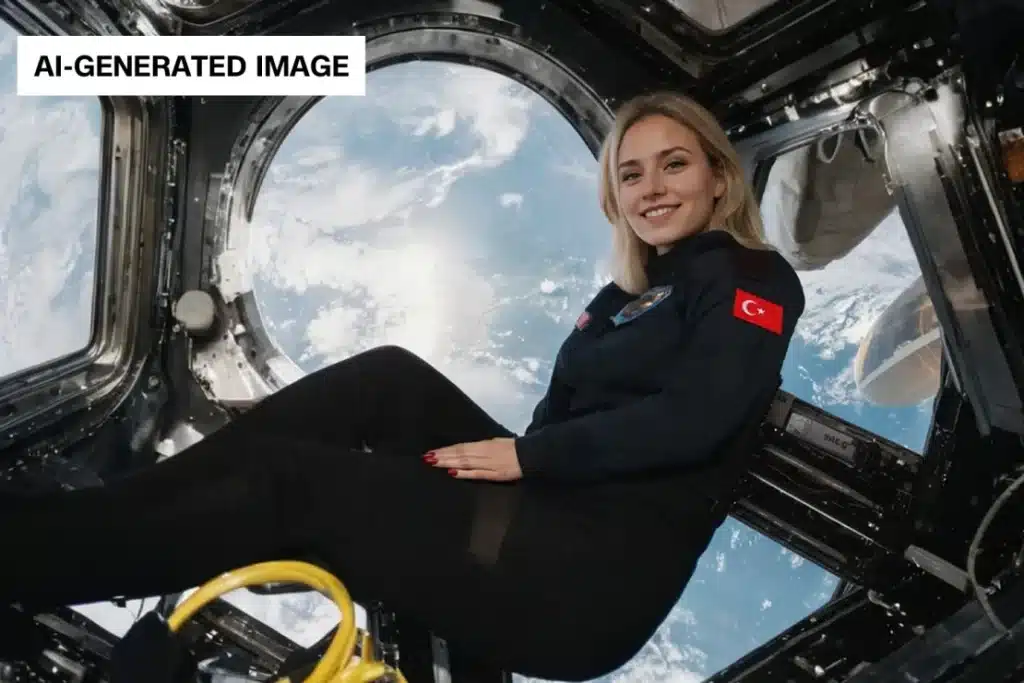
[523,283,623,435]
[522,367,571,435]
[514,261,804,480]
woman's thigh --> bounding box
[229,345,513,454]
[289,442,682,679]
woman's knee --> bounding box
[299,345,434,401]
[335,345,435,381]
[357,344,424,366]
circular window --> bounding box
[249,60,611,429]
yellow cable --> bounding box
[167,560,406,683]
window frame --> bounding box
[0,12,175,454]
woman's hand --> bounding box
[424,438,523,481]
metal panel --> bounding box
[882,80,1024,435]
[0,7,173,455]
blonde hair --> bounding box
[598,91,770,294]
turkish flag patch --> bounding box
[733,288,783,334]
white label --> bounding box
[17,36,366,97]
[786,413,857,462]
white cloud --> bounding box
[218,588,344,647]
[292,237,497,361]
[781,547,806,568]
[611,664,705,683]
[363,63,532,166]
[607,613,709,683]
[553,159,598,185]
[242,62,550,422]
[500,192,524,209]
[0,32,101,378]
[413,108,457,137]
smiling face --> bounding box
[615,114,725,253]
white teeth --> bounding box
[645,206,675,217]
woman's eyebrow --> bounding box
[618,145,691,168]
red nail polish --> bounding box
[448,469,458,476]
[423,455,437,464]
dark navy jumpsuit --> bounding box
[0,229,805,681]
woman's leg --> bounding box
[239,344,514,453]
[0,345,684,679]
[0,345,513,608]
[2,435,683,680]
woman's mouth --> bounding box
[641,205,679,222]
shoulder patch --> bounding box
[575,310,592,330]
[733,288,783,334]
[611,285,674,327]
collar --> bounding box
[645,229,737,285]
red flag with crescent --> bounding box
[733,289,783,334]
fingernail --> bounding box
[448,469,458,476]
[423,454,437,464]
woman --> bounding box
[0,91,804,681]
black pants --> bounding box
[0,346,689,680]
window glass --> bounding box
[0,21,102,381]
[72,591,347,649]
[248,59,838,679]
[760,133,940,453]
[666,0,778,31]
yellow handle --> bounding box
[167,560,406,683]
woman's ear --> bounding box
[713,173,726,199]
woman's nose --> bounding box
[642,172,665,196]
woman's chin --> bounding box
[638,225,688,248]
